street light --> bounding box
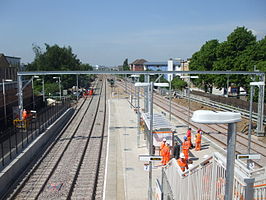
[2,79,13,126]
[180,75,199,125]
[53,77,61,100]
[32,76,39,109]
[191,110,241,200]
[36,77,45,102]
[248,81,265,168]
[135,81,169,200]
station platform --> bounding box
[104,97,218,199]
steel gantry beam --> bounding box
[18,70,264,76]
[17,70,265,135]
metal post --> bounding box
[225,123,237,200]
[148,82,154,200]
[137,86,140,148]
[257,74,265,136]
[144,74,150,113]
[18,75,23,120]
[187,77,191,124]
[125,75,127,94]
[244,178,255,200]
[169,80,172,121]
[76,75,79,101]
[147,75,150,113]
[42,77,45,102]
[247,85,254,169]
[134,77,137,108]
[32,79,35,109]
[59,77,62,100]
[2,79,7,126]
[226,74,229,97]
[130,78,132,106]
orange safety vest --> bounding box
[22,110,27,120]
[160,142,166,155]
[177,158,188,171]
[196,133,201,143]
[162,146,170,165]
[182,141,190,150]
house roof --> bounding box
[130,59,148,65]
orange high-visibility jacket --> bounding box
[177,158,188,171]
[196,133,202,143]
[160,142,166,155]
[22,110,27,120]
[182,141,190,150]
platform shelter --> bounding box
[141,112,173,148]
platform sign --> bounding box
[139,155,162,162]
[236,154,261,160]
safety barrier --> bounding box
[162,152,266,199]
[13,119,29,129]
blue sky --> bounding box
[1,0,266,66]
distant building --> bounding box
[143,59,182,81]
[129,59,147,71]
[0,53,21,81]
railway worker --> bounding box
[159,138,167,156]
[186,128,193,149]
[162,143,170,165]
[182,136,190,161]
[22,109,27,120]
[173,142,180,159]
[195,129,202,151]
[177,153,188,172]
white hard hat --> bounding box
[180,153,185,158]
[163,138,166,142]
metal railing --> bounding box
[161,152,266,199]
[0,99,71,169]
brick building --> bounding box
[0,54,32,129]
[129,59,147,71]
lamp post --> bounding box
[53,77,61,100]
[135,81,169,200]
[32,76,39,109]
[192,110,241,200]
[248,81,265,168]
[36,77,45,102]
[76,75,79,101]
[2,79,13,126]
[181,76,199,125]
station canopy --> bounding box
[141,112,173,130]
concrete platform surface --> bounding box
[104,97,219,200]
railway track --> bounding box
[4,77,108,200]
[117,80,266,168]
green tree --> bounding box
[27,44,93,93]
[214,27,257,95]
[189,39,219,92]
[122,58,130,71]
[171,76,187,90]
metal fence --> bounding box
[0,99,71,168]
[161,152,266,200]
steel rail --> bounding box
[117,81,266,167]
[5,97,91,200]
[66,78,106,199]
[5,81,99,200]
[35,79,104,199]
